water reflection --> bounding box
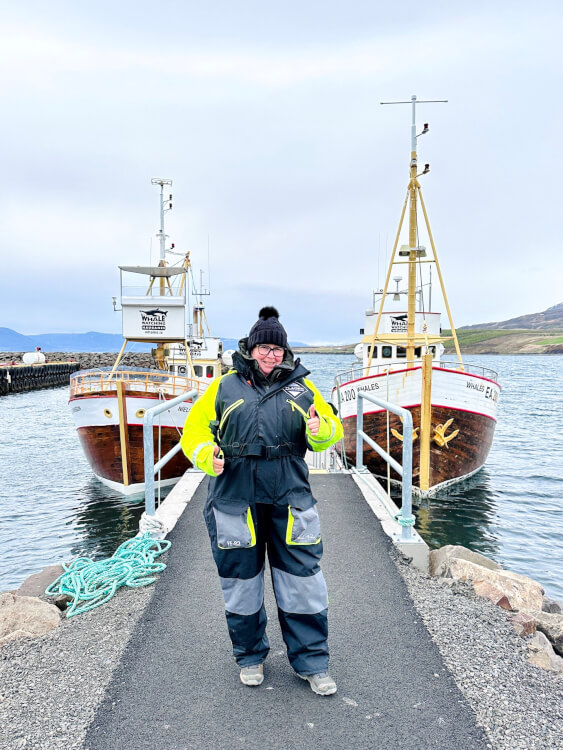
[68,478,170,561]
[395,469,501,559]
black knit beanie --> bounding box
[247,306,288,350]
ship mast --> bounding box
[367,95,466,492]
[406,97,420,363]
[367,95,464,372]
[152,178,173,296]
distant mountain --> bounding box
[460,302,563,331]
[0,328,33,351]
[0,329,152,353]
[0,328,308,353]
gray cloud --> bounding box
[1,2,561,341]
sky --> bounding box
[1,0,561,344]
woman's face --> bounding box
[251,343,285,375]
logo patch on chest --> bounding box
[283,382,307,399]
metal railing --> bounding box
[70,368,207,398]
[143,389,198,517]
[335,358,498,386]
[355,391,415,541]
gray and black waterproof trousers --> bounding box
[204,497,329,676]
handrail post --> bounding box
[356,392,365,471]
[352,390,416,541]
[400,409,414,540]
[142,388,198,519]
[143,407,156,516]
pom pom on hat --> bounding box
[248,306,288,350]
[258,306,279,320]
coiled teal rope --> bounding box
[45,532,171,618]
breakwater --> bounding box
[0,362,79,395]
[0,352,156,396]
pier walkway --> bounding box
[85,474,487,750]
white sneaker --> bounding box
[240,664,264,686]
[298,671,337,696]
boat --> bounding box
[69,178,224,495]
[332,96,501,497]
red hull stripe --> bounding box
[76,424,182,432]
[69,394,192,404]
[341,404,497,423]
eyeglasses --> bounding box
[257,345,285,357]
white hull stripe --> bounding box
[70,395,192,429]
[333,368,500,422]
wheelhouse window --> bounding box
[396,346,407,358]
[382,346,392,359]
[206,365,214,378]
[367,345,378,358]
[194,365,203,377]
[415,347,422,358]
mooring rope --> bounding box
[45,532,171,618]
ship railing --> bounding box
[436,360,498,381]
[141,388,199,537]
[354,391,415,542]
[335,359,498,386]
[69,368,207,398]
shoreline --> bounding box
[2,335,563,365]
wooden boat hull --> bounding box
[340,405,496,490]
[333,364,500,494]
[69,380,196,495]
[76,423,190,489]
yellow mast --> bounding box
[406,150,418,363]
[373,95,467,491]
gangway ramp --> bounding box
[85,474,487,750]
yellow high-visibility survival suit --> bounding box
[181,341,343,674]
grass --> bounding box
[536,336,563,345]
[442,329,519,346]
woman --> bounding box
[181,307,343,696]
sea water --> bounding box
[0,354,561,599]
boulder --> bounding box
[0,593,60,646]
[473,580,512,610]
[525,611,563,657]
[17,565,64,597]
[527,631,563,674]
[429,545,502,578]
[445,558,544,612]
[509,611,537,637]
[542,596,562,614]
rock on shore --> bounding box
[429,544,563,672]
[0,593,61,647]
[395,549,563,750]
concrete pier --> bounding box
[84,473,487,750]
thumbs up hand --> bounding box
[306,405,320,436]
[212,444,225,475]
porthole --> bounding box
[136,409,146,418]
[104,408,113,418]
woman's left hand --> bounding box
[306,405,320,436]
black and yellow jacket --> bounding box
[180,340,343,514]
